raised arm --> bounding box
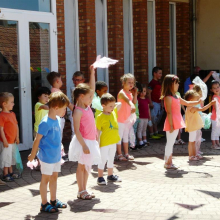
[73,109,90,154]
[180,97,202,107]
[164,96,174,133]
[203,71,214,83]
[89,65,96,97]
[115,102,122,111]
[132,87,138,104]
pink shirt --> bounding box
[117,90,133,123]
[75,106,96,140]
[51,87,61,93]
[163,96,185,131]
[211,95,220,120]
[137,97,150,119]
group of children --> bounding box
[1,62,220,212]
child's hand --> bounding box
[28,154,35,162]
[83,145,90,154]
[16,137,20,144]
[89,65,96,74]
[150,103,154,109]
[3,141,8,148]
[170,125,174,133]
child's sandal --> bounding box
[50,199,67,208]
[2,174,14,182]
[40,202,58,213]
[77,190,92,200]
[117,154,127,161]
[10,173,20,179]
[189,156,199,161]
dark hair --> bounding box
[48,91,69,108]
[72,71,84,79]
[100,93,116,105]
[152,67,162,77]
[211,80,220,89]
[192,85,202,93]
[95,81,108,92]
[161,74,180,99]
[0,92,14,108]
[136,81,143,93]
[184,90,199,101]
[36,87,51,99]
[47,71,61,86]
[73,83,92,112]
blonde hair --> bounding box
[184,90,200,101]
[0,92,14,108]
[120,73,135,86]
[48,91,69,108]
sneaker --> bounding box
[2,174,14,182]
[201,138,206,142]
[107,175,122,182]
[97,177,107,185]
[211,145,220,150]
[196,154,203,159]
[149,135,161,140]
[137,144,145,149]
[155,133,165,138]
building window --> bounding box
[169,2,177,75]
[123,0,134,74]
[147,0,156,82]
[95,0,108,84]
[0,0,51,12]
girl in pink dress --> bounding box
[161,75,202,169]
[69,65,101,200]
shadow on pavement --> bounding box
[91,182,121,193]
[25,211,61,220]
[197,189,220,199]
[175,203,204,210]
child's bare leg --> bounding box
[98,169,104,178]
[117,144,122,155]
[8,166,13,174]
[188,142,196,157]
[40,174,50,205]
[177,130,181,140]
[192,142,196,156]
[83,168,89,190]
[123,142,129,155]
[49,172,58,202]
[143,136,147,141]
[3,167,9,176]
[153,123,158,133]
[107,168,113,176]
[212,140,216,146]
[216,140,220,145]
[76,163,85,192]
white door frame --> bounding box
[0,3,58,150]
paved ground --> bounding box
[1,130,220,220]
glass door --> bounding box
[0,2,58,150]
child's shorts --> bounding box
[39,160,61,175]
[150,102,164,125]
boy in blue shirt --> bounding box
[28,91,69,213]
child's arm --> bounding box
[68,103,74,111]
[16,125,19,144]
[148,89,153,109]
[28,133,43,161]
[203,71,214,83]
[96,129,101,142]
[38,105,49,111]
[115,102,122,111]
[132,87,138,104]
[164,96,174,133]
[73,109,90,154]
[181,105,186,113]
[190,100,216,113]
[0,126,8,148]
[89,65,96,97]
[118,90,136,113]
[148,104,152,121]
[180,98,202,107]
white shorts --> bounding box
[211,120,220,140]
[39,160,61,175]
[117,122,130,144]
[189,130,197,142]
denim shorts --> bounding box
[150,102,164,125]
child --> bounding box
[67,71,86,138]
[161,75,202,169]
[148,67,164,139]
[96,93,122,185]
[184,90,215,160]
[28,91,69,213]
[116,74,136,161]
[34,87,51,137]
[0,92,20,181]
[210,80,220,149]
[68,65,101,200]
[137,85,151,147]
[92,81,108,120]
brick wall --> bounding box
[56,0,66,93]
[78,1,97,81]
[176,2,191,94]
[107,0,124,98]
[155,0,170,76]
[133,0,148,85]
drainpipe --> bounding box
[192,0,197,67]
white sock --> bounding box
[143,140,147,143]
[139,141,143,145]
